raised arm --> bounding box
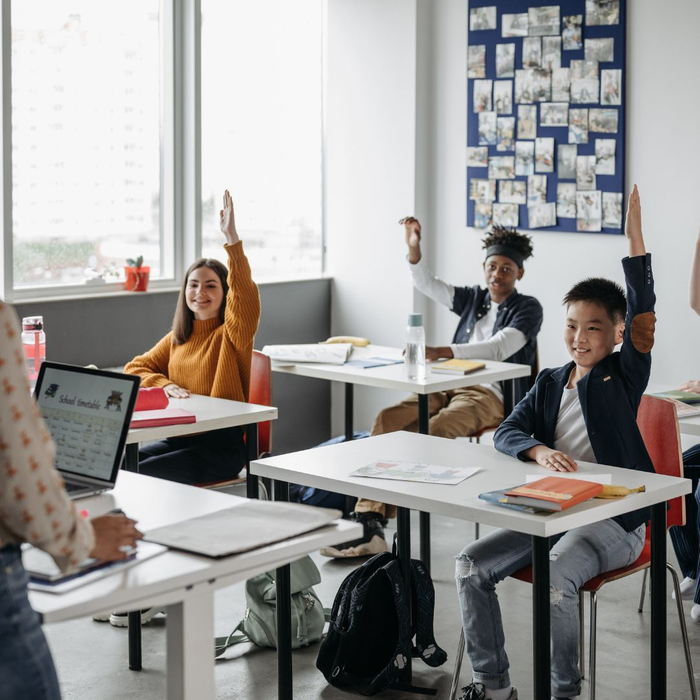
[625,184,646,257]
[690,229,700,315]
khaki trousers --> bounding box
[354,386,504,519]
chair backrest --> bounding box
[250,350,273,456]
[636,395,685,528]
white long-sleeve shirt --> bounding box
[0,302,94,572]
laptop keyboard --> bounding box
[64,481,88,493]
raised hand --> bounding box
[400,216,422,264]
[624,184,645,256]
[220,189,240,246]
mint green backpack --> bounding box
[215,556,326,656]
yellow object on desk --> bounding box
[321,336,371,347]
[431,358,486,375]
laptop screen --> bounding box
[35,363,140,483]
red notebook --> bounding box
[502,476,604,512]
[130,408,196,429]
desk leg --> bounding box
[651,503,667,700]
[166,593,215,700]
[125,443,139,473]
[128,611,142,670]
[417,395,431,573]
[532,535,550,700]
[503,379,515,418]
[345,384,354,442]
[274,480,293,700]
[246,423,259,499]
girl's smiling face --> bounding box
[185,267,224,320]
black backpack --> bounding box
[316,551,447,695]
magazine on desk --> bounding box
[350,460,481,485]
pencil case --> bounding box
[134,387,169,411]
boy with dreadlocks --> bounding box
[321,218,543,558]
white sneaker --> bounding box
[672,577,696,601]
[92,612,112,622]
[109,608,165,627]
[691,604,700,622]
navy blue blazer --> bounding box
[494,254,656,532]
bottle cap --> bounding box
[22,316,43,331]
[407,313,423,328]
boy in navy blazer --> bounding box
[455,186,653,700]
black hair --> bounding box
[481,225,534,263]
[562,277,626,324]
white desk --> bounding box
[645,384,700,438]
[29,472,360,700]
[269,344,531,566]
[251,431,691,700]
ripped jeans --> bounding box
[455,519,646,698]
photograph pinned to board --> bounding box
[499,180,527,205]
[496,43,516,78]
[515,140,535,175]
[474,202,493,228]
[473,79,493,112]
[478,111,497,145]
[522,37,542,69]
[528,5,560,36]
[557,143,577,179]
[531,68,552,102]
[602,192,623,228]
[535,137,555,173]
[576,155,597,191]
[493,202,520,228]
[488,155,515,180]
[589,108,619,133]
[595,139,616,175]
[517,105,537,139]
[497,117,515,151]
[468,45,487,79]
[562,14,583,50]
[571,78,600,104]
[540,102,568,127]
[571,59,599,81]
[552,68,571,102]
[494,80,513,114]
[569,107,589,144]
[470,6,497,31]
[586,0,620,26]
[527,174,548,206]
[467,146,489,168]
[600,69,622,106]
[557,182,578,218]
[585,37,615,63]
[469,178,496,202]
[502,12,528,38]
[528,202,557,229]
[542,36,562,71]
[515,69,534,104]
[577,190,603,232]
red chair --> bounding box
[449,396,697,700]
[195,350,273,491]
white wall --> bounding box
[326,0,700,436]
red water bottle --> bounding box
[21,316,46,391]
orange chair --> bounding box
[195,349,273,490]
[449,396,697,700]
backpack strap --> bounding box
[409,559,447,668]
[214,619,248,658]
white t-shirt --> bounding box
[552,385,597,464]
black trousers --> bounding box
[137,426,246,485]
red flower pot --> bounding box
[124,266,150,292]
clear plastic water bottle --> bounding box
[405,313,426,381]
[21,316,46,391]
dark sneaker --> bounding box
[109,608,165,627]
[458,683,518,700]
[320,511,388,558]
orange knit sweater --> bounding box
[124,243,260,402]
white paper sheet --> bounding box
[350,460,481,485]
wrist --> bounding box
[407,247,422,265]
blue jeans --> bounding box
[0,545,61,700]
[455,519,646,698]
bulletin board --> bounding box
[466,0,626,234]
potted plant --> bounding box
[124,256,150,292]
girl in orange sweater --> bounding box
[124,190,261,484]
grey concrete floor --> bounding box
[45,512,700,700]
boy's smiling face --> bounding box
[564,300,624,371]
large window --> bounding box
[11,1,165,290]
[200,0,323,281]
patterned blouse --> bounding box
[0,302,94,571]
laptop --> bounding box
[34,362,140,499]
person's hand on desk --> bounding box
[400,216,422,264]
[525,445,578,473]
[164,383,190,398]
[679,380,700,394]
[90,514,144,561]
[426,346,454,362]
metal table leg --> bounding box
[128,610,142,670]
[532,535,550,700]
[246,423,259,499]
[125,443,139,472]
[417,394,431,573]
[345,384,354,442]
[650,502,667,700]
[274,480,293,700]
[503,379,515,418]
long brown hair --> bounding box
[172,258,229,345]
